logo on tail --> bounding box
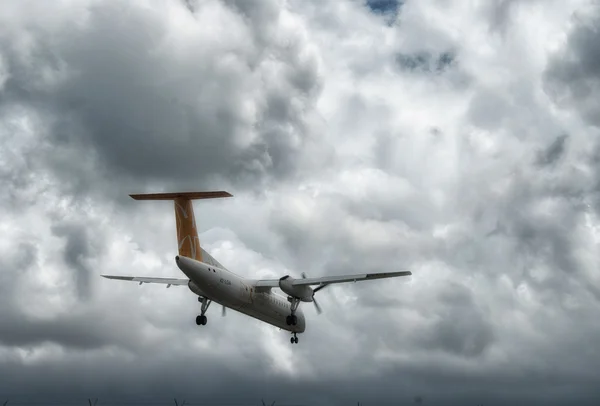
[174,198,202,261]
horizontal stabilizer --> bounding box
[129,191,232,200]
[101,275,189,285]
[128,190,232,262]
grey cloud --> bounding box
[468,89,511,130]
[0,213,146,352]
[51,222,104,299]
[418,282,495,358]
[182,0,195,14]
[0,0,330,199]
[535,134,568,167]
[222,0,282,50]
[544,7,600,127]
[0,241,38,307]
[395,50,457,73]
[484,0,547,34]
[487,0,519,32]
[0,309,134,350]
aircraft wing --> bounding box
[292,270,412,286]
[254,270,412,288]
[101,275,189,286]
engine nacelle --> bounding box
[188,280,205,297]
[278,275,313,302]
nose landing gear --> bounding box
[290,333,299,344]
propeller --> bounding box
[222,305,226,317]
[302,272,328,314]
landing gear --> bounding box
[195,296,211,326]
[286,297,300,326]
[290,333,299,344]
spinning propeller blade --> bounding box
[313,297,322,314]
[302,272,327,314]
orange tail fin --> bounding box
[129,191,233,261]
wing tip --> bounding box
[101,275,134,281]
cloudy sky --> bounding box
[2,0,600,404]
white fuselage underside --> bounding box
[176,256,306,333]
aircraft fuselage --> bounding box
[176,255,306,333]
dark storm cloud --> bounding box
[0,242,37,307]
[3,351,600,406]
[395,51,457,73]
[0,309,133,350]
[418,282,495,358]
[0,0,328,197]
[0,218,146,351]
[535,134,568,167]
[51,222,104,299]
[544,6,600,127]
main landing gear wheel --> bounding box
[286,297,300,326]
[290,333,299,344]
[195,296,211,326]
[286,315,298,326]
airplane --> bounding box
[102,191,412,344]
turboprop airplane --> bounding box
[102,191,412,344]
